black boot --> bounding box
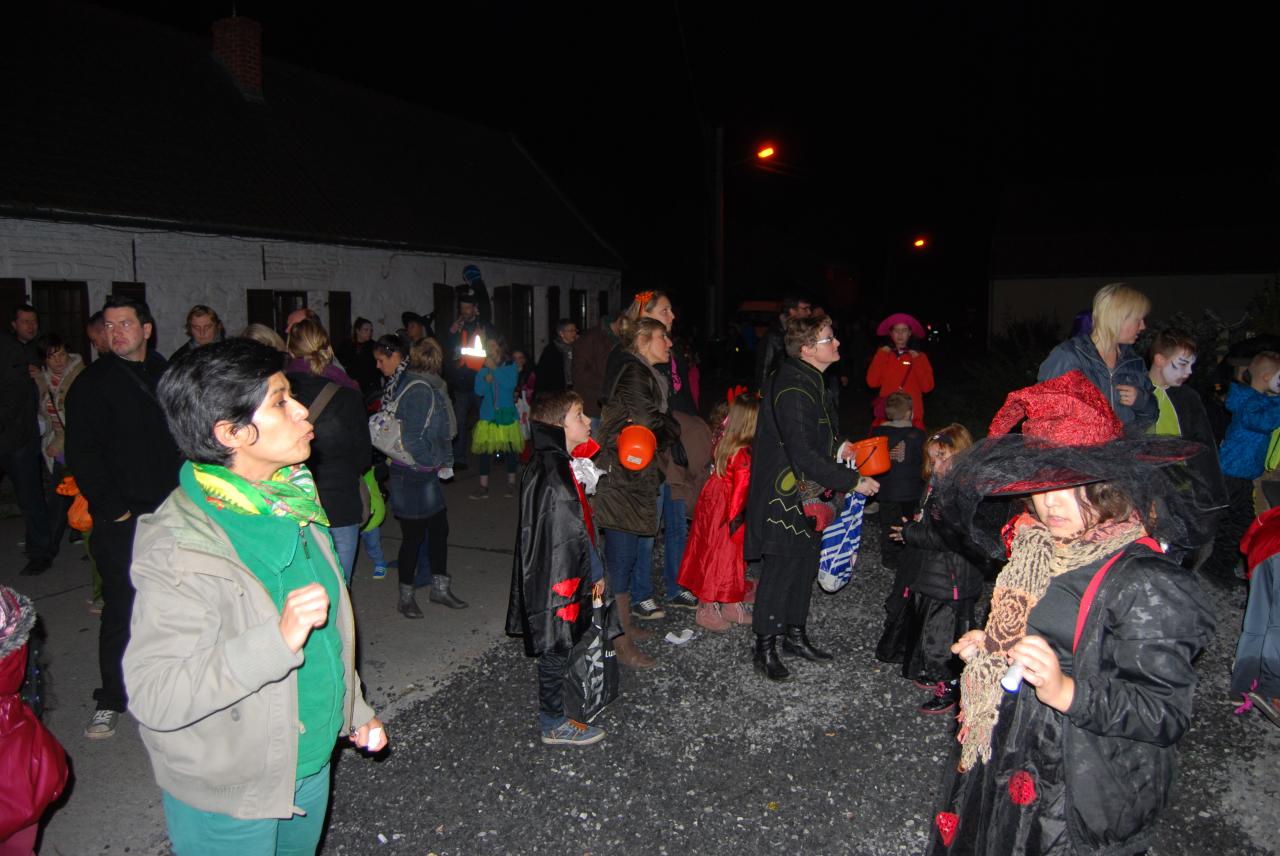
[781,625,834,662]
[753,634,790,681]
[398,583,423,619]
[429,574,469,609]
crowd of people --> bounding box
[0,277,1277,854]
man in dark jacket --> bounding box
[443,288,493,468]
[746,315,879,680]
[754,294,811,388]
[0,322,54,576]
[66,295,182,739]
[533,319,578,401]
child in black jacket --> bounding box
[871,392,926,571]
[888,423,983,714]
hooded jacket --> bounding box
[1232,506,1280,698]
[1219,382,1280,480]
[506,422,595,656]
[1038,333,1157,428]
[123,488,376,820]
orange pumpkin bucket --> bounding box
[460,334,487,371]
[618,425,657,471]
[849,435,891,476]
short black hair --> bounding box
[556,318,577,334]
[374,333,408,359]
[781,295,809,313]
[87,311,104,326]
[354,317,372,335]
[12,303,35,321]
[33,333,65,364]
[158,338,285,466]
[104,294,154,328]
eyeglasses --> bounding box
[812,336,836,346]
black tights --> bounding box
[397,509,449,586]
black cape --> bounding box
[505,421,595,656]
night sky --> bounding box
[87,2,1280,330]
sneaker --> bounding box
[85,709,120,739]
[668,590,699,610]
[541,718,606,746]
[469,486,489,500]
[912,675,937,690]
[1248,692,1280,727]
[920,681,958,715]
[371,564,388,580]
[632,598,666,620]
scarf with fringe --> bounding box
[958,511,1144,771]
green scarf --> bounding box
[190,462,329,527]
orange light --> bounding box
[913,237,926,248]
[757,146,775,160]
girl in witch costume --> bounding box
[505,391,610,746]
[926,370,1215,856]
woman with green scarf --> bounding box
[123,338,386,855]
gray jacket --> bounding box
[1038,334,1157,427]
[123,488,376,819]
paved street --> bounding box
[5,472,1279,855]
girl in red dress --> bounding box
[678,392,758,631]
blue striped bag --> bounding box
[817,492,866,593]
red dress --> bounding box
[677,448,752,602]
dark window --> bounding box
[246,289,275,329]
[328,291,351,343]
[570,288,588,334]
[492,286,512,347]
[432,283,455,339]
[32,281,90,360]
[510,284,533,356]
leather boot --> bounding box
[615,593,653,642]
[429,574,469,609]
[781,625,833,662]
[398,583,424,619]
[753,634,789,681]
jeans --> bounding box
[0,434,53,560]
[360,527,387,567]
[660,483,688,599]
[329,524,359,584]
[478,451,518,476]
[162,763,330,856]
[603,528,655,602]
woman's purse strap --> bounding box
[1072,536,1162,654]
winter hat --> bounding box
[876,312,925,339]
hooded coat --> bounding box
[506,422,596,657]
[1038,334,1157,428]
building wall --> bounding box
[0,218,620,355]
[989,273,1269,339]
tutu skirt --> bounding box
[471,419,524,454]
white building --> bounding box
[0,5,622,359]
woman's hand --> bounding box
[855,476,880,497]
[279,583,330,654]
[888,524,904,543]
[350,717,388,752]
[592,580,606,601]
[952,629,987,663]
[1115,384,1138,407]
[1008,635,1075,712]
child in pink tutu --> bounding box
[678,391,758,631]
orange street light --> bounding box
[913,237,927,249]
[757,145,776,160]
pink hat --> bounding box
[877,313,925,339]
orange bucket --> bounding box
[849,435,890,476]
[618,425,657,471]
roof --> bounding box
[0,2,622,270]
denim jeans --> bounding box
[0,434,53,560]
[360,526,387,567]
[329,524,359,584]
[603,528,655,602]
[660,482,688,599]
[163,763,330,856]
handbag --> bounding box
[369,379,431,466]
[562,598,621,723]
[817,492,867,593]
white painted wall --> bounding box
[989,273,1269,338]
[0,218,620,356]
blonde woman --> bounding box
[1038,283,1157,427]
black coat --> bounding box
[287,372,373,529]
[64,351,182,521]
[533,341,570,398]
[0,335,37,455]
[745,358,861,559]
[505,422,594,657]
[899,491,984,601]
[870,424,925,504]
[592,353,680,536]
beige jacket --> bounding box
[123,487,376,819]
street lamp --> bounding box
[711,134,779,339]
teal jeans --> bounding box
[162,763,330,855]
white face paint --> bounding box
[1270,371,1280,395]
[1161,350,1196,388]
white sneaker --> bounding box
[85,709,120,739]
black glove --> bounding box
[671,438,689,468]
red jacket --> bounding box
[866,346,934,429]
[0,634,69,840]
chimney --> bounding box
[211,16,263,99]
